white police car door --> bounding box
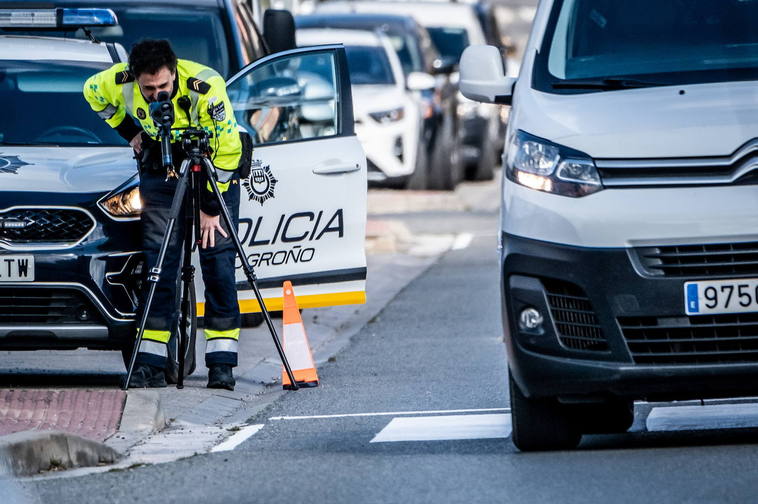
[200,45,366,313]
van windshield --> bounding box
[535,0,758,93]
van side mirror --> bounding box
[431,56,457,75]
[406,72,436,91]
[459,45,517,105]
[263,9,296,53]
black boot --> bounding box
[207,364,235,391]
[128,363,167,388]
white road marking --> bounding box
[270,407,510,421]
[370,414,512,443]
[646,403,758,432]
[452,233,474,250]
[211,424,265,452]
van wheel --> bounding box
[470,138,497,181]
[427,115,461,190]
[569,400,634,434]
[509,372,581,451]
[242,313,264,327]
[405,134,429,190]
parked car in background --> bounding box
[297,28,426,188]
[316,0,501,181]
[296,12,463,190]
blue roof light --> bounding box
[60,8,118,27]
[0,7,117,29]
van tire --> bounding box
[427,115,461,190]
[165,279,197,384]
[509,372,582,451]
[405,135,429,190]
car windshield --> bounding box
[537,0,758,92]
[384,32,423,75]
[0,60,127,147]
[345,46,395,85]
[10,6,231,77]
[426,27,469,63]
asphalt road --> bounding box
[20,201,758,503]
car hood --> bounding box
[0,146,136,194]
[516,80,758,158]
[351,85,406,117]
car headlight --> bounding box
[505,130,602,197]
[369,107,405,123]
[99,186,142,218]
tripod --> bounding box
[123,126,299,390]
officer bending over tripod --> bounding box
[84,40,246,390]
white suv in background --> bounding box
[298,28,430,189]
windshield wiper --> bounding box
[552,78,667,90]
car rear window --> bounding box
[345,45,395,85]
[0,60,127,147]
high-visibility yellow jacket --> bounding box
[83,59,241,180]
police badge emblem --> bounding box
[0,154,31,175]
[242,159,277,206]
[208,96,226,122]
[137,108,146,120]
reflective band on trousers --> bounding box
[138,339,167,358]
[204,328,240,341]
[205,338,239,354]
[143,329,171,344]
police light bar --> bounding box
[0,8,117,28]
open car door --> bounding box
[196,45,367,314]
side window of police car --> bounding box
[227,50,339,145]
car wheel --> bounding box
[471,137,497,181]
[165,279,197,384]
[509,371,581,451]
[242,312,264,327]
[405,134,429,190]
[569,399,634,434]
[427,116,461,190]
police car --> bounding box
[0,8,367,378]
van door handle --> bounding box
[312,161,361,175]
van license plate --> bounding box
[685,279,758,315]
[0,255,35,282]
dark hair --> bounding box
[129,39,177,77]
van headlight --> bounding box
[369,107,405,123]
[505,130,602,197]
[99,185,142,219]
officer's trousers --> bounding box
[135,168,241,369]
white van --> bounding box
[459,0,758,451]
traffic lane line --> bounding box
[370,414,512,443]
[211,424,265,452]
[269,407,510,421]
[646,403,758,432]
[451,233,474,250]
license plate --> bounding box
[685,278,758,315]
[0,255,34,282]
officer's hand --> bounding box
[130,133,143,154]
[200,211,228,249]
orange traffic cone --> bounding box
[281,281,319,390]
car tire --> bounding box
[405,134,429,190]
[569,400,634,434]
[427,115,461,191]
[242,312,264,327]
[509,371,582,451]
[165,279,197,384]
[470,137,497,181]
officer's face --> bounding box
[137,66,175,102]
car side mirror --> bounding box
[431,57,457,75]
[263,9,296,53]
[406,72,436,91]
[459,45,517,105]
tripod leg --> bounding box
[124,159,193,390]
[201,158,299,390]
[177,181,196,389]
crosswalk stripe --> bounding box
[646,403,758,432]
[370,414,512,443]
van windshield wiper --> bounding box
[552,78,667,90]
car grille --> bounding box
[0,287,104,324]
[596,138,758,188]
[620,314,758,364]
[544,279,608,352]
[0,208,94,247]
[635,242,758,277]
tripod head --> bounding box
[179,128,213,159]
[149,91,175,170]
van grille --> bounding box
[620,313,758,364]
[544,279,608,352]
[636,242,758,277]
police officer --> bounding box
[84,40,244,390]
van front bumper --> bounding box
[502,233,758,402]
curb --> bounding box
[0,431,120,477]
[105,390,167,454]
